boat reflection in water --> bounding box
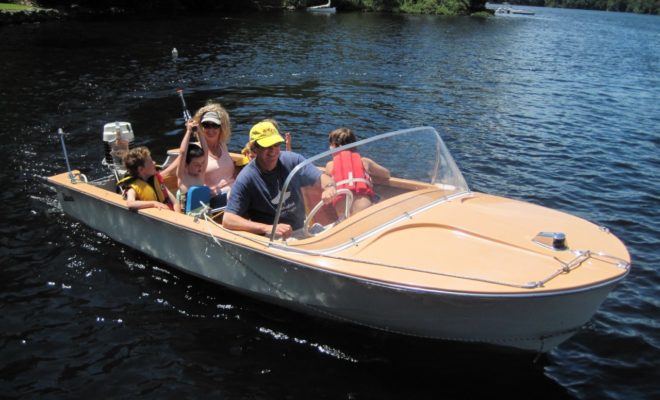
[48,126,630,353]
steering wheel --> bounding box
[302,188,354,237]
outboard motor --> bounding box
[102,121,134,170]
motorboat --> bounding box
[306,0,336,13]
[495,6,535,15]
[48,125,630,352]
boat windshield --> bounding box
[271,126,469,241]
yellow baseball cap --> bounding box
[249,121,285,148]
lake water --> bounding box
[1,5,658,399]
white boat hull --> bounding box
[307,7,336,13]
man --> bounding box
[223,121,336,239]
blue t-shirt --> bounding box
[226,151,322,230]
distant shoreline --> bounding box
[0,6,61,24]
[0,0,656,26]
[0,1,488,25]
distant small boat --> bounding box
[307,0,336,13]
[495,6,535,15]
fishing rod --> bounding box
[57,128,75,182]
[171,48,192,122]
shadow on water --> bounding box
[229,309,575,399]
[15,199,571,398]
[88,246,572,399]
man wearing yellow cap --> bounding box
[222,121,336,239]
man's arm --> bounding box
[319,171,336,204]
[223,212,293,239]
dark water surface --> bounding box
[1,6,658,399]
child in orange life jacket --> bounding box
[122,146,179,212]
[324,127,390,218]
[176,119,209,212]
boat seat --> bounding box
[186,185,211,215]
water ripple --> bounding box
[1,7,658,400]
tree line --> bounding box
[505,0,658,14]
[23,0,489,16]
[19,0,659,15]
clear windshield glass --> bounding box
[272,126,469,241]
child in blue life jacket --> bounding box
[324,127,390,218]
[121,146,178,212]
[176,119,209,213]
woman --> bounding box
[163,102,235,208]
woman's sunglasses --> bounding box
[202,122,221,129]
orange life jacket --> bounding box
[331,150,374,198]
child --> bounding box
[324,127,390,218]
[121,146,179,211]
[176,119,209,212]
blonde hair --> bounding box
[262,118,280,132]
[328,127,357,148]
[123,146,151,177]
[194,101,232,143]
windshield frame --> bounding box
[269,126,469,241]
